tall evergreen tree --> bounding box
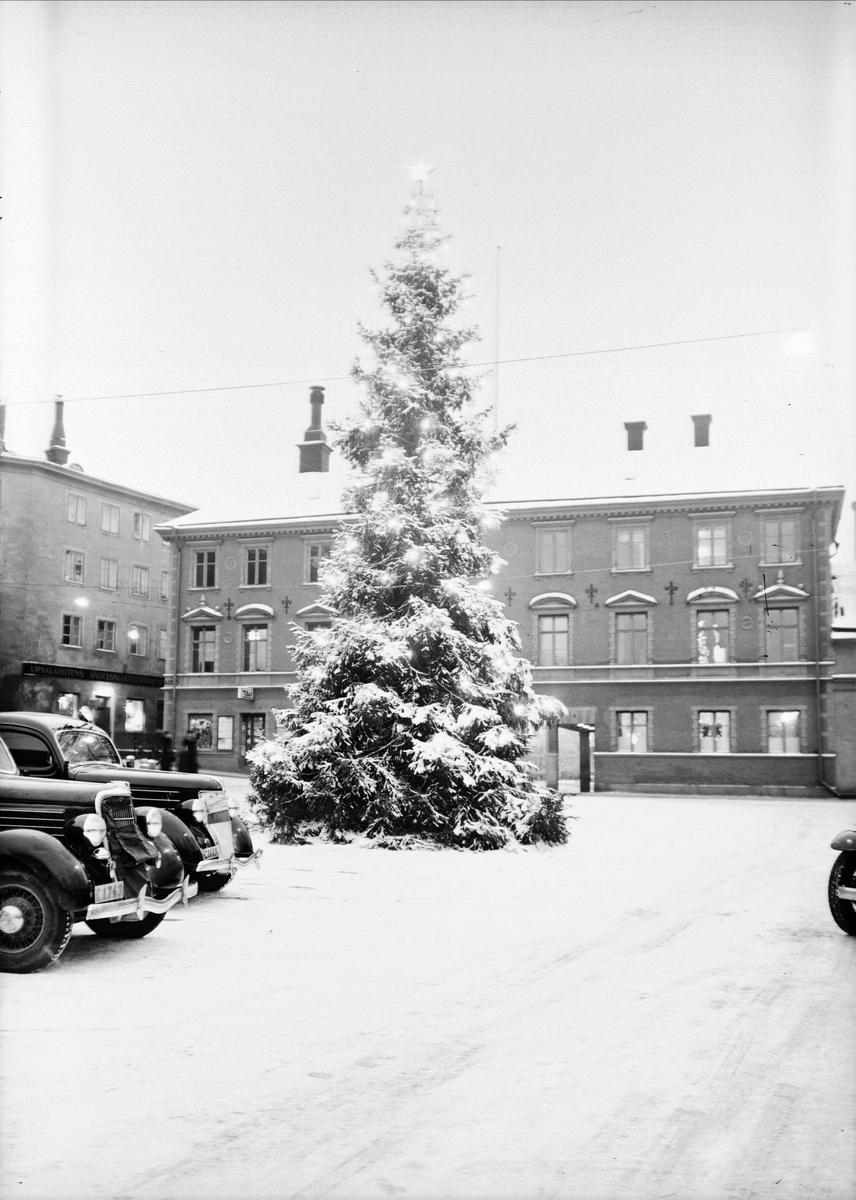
[250,183,567,849]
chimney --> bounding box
[298,386,332,473]
[46,398,71,465]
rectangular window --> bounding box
[763,517,799,564]
[242,623,269,672]
[66,493,86,525]
[614,525,648,571]
[617,711,648,752]
[99,558,119,590]
[128,624,148,655]
[538,614,569,666]
[96,619,117,652]
[157,628,168,660]
[188,714,213,750]
[304,619,332,632]
[695,523,729,567]
[194,550,217,589]
[101,502,120,534]
[64,550,85,583]
[133,511,151,541]
[217,716,234,751]
[131,566,150,596]
[160,571,170,602]
[616,612,648,664]
[699,711,731,754]
[240,713,266,759]
[245,547,269,586]
[767,711,800,754]
[536,528,571,574]
[61,614,82,647]
[306,541,331,583]
[764,608,799,662]
[696,610,730,664]
[124,699,145,733]
[191,625,216,673]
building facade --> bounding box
[158,484,847,795]
[0,403,193,754]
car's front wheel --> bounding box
[0,870,74,974]
[828,852,856,935]
[85,912,166,939]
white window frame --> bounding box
[100,502,120,535]
[691,514,733,569]
[61,613,83,648]
[66,493,87,525]
[99,557,119,591]
[96,618,117,652]
[696,709,733,754]
[189,624,218,674]
[64,549,85,584]
[242,623,269,672]
[304,539,332,584]
[758,510,802,567]
[128,624,148,656]
[610,518,652,573]
[132,511,152,541]
[615,710,650,753]
[130,565,150,597]
[192,548,218,590]
[535,524,573,576]
[764,709,803,754]
[244,544,270,588]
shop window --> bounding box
[764,608,799,662]
[242,623,269,672]
[99,558,119,590]
[696,610,730,663]
[191,625,216,673]
[61,614,82,647]
[96,619,116,652]
[101,502,120,534]
[538,614,569,666]
[188,714,213,750]
[67,493,87,525]
[767,711,800,753]
[124,699,145,733]
[699,710,731,753]
[64,550,84,583]
[245,547,269,586]
[617,711,648,752]
[56,693,79,718]
[536,528,571,574]
[616,612,648,664]
[193,550,217,589]
[762,517,799,565]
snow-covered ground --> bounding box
[1,791,855,1200]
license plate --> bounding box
[94,881,125,903]
[202,845,219,860]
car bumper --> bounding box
[195,848,263,877]
[85,876,197,921]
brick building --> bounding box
[0,402,193,754]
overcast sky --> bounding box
[1,1,854,548]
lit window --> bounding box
[194,550,216,589]
[188,714,213,749]
[699,711,730,753]
[101,503,120,534]
[764,608,799,662]
[617,711,648,752]
[536,528,571,574]
[767,711,800,754]
[128,624,148,655]
[96,619,116,652]
[242,623,269,672]
[191,626,216,673]
[696,610,730,663]
[131,566,150,596]
[245,547,269,586]
[64,550,84,583]
[614,525,649,571]
[99,558,118,590]
[124,699,145,733]
[57,693,79,718]
[616,612,648,664]
[133,512,151,541]
[538,614,569,666]
[306,541,331,583]
[762,517,799,564]
[61,614,82,647]
[695,522,729,567]
[66,493,86,525]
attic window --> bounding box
[692,414,712,447]
[624,421,646,452]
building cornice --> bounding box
[0,453,194,515]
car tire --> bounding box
[85,912,166,939]
[828,852,856,935]
[0,869,74,974]
[195,871,231,893]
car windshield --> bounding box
[57,727,123,766]
[0,737,18,775]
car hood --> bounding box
[68,763,222,794]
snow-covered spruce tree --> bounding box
[250,184,567,849]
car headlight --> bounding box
[83,813,107,846]
[143,808,162,839]
[191,796,208,824]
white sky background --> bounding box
[1,0,854,552]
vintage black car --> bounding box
[0,714,262,891]
[0,735,194,973]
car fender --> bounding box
[831,829,856,852]
[143,807,205,870]
[231,814,254,857]
[0,828,90,914]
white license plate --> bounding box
[94,881,125,903]
[202,845,219,860]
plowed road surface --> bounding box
[2,792,855,1200]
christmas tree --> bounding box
[250,181,568,849]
